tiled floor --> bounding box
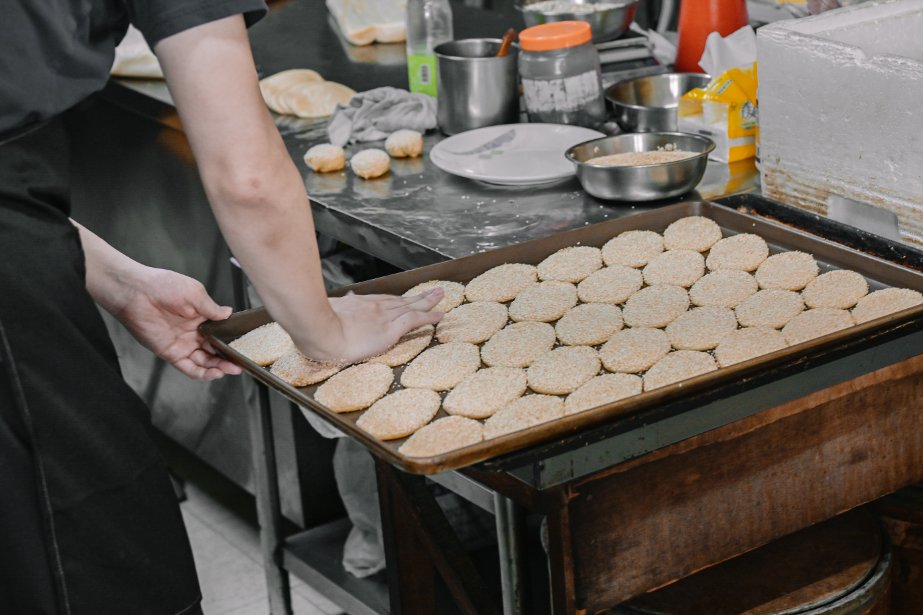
[180,482,344,615]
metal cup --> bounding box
[434,39,519,135]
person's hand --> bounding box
[109,267,243,381]
[302,289,445,364]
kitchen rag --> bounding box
[327,86,436,146]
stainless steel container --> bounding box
[566,132,715,201]
[606,73,711,133]
[434,39,519,135]
[517,0,638,43]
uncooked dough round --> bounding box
[802,270,869,309]
[385,129,424,158]
[666,306,738,351]
[622,285,690,328]
[643,350,717,391]
[365,325,434,367]
[663,216,723,252]
[400,342,481,391]
[465,263,538,303]
[555,303,623,346]
[509,281,578,323]
[782,308,854,346]
[577,265,643,304]
[714,327,787,367]
[735,289,804,329]
[689,270,759,308]
[314,363,394,413]
[483,395,564,439]
[852,288,923,324]
[356,388,441,440]
[642,249,706,288]
[443,367,528,419]
[599,327,671,374]
[398,416,484,458]
[527,346,600,395]
[537,246,603,283]
[755,251,819,291]
[304,143,346,173]
[481,321,557,368]
[564,373,642,415]
[705,233,769,272]
[350,148,391,179]
[602,230,664,268]
[403,280,466,313]
[230,322,296,366]
[436,301,508,344]
[269,350,340,386]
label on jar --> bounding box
[407,53,438,97]
[522,70,602,113]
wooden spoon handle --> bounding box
[496,28,517,57]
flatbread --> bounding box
[527,346,600,395]
[666,306,738,351]
[481,321,556,368]
[286,81,356,119]
[269,350,341,386]
[802,270,869,309]
[705,234,769,272]
[483,395,565,439]
[356,388,441,440]
[230,322,296,366]
[643,350,717,391]
[782,308,854,346]
[689,270,759,308]
[714,327,787,367]
[736,289,804,329]
[599,327,671,374]
[577,265,643,304]
[555,303,623,346]
[622,285,690,328]
[465,263,538,302]
[400,342,480,391]
[755,251,819,291]
[642,249,706,288]
[259,69,324,114]
[403,280,466,313]
[365,325,433,367]
[436,301,508,344]
[509,281,578,322]
[314,363,394,413]
[602,230,664,268]
[443,367,528,419]
[852,288,923,324]
[537,246,603,283]
[398,416,484,458]
[564,373,642,415]
[663,216,723,252]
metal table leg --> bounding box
[249,381,293,615]
[493,493,527,615]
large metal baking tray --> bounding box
[201,200,923,475]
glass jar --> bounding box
[518,21,606,128]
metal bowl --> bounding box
[517,0,639,43]
[606,73,712,133]
[566,132,716,201]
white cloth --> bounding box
[698,25,757,76]
[327,86,436,146]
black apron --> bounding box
[0,112,201,614]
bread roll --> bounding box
[351,149,391,179]
[304,144,346,173]
[385,129,424,158]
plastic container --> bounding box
[406,0,454,96]
[674,0,749,73]
[518,21,606,128]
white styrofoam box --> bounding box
[757,0,923,245]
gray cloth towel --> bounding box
[327,86,437,146]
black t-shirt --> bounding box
[0,0,267,136]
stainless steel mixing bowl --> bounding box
[517,0,639,43]
[605,73,712,133]
[566,132,715,201]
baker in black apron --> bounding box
[0,2,442,614]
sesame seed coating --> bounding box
[663,216,723,252]
[365,325,434,367]
[643,350,717,391]
[314,363,394,413]
[642,249,706,288]
[706,234,769,272]
[689,270,759,308]
[736,289,804,329]
[270,350,341,386]
[398,416,484,457]
[400,342,481,391]
[564,373,642,415]
[666,306,738,351]
[555,303,623,346]
[537,246,603,283]
[714,327,787,367]
[755,252,819,291]
[602,230,664,268]
[527,346,600,395]
[465,263,538,302]
[509,281,578,323]
[357,388,441,440]
[782,308,854,346]
[577,265,643,304]
[436,301,508,344]
[403,280,466,313]
[230,322,296,366]
[443,367,528,419]
[852,288,923,324]
[623,285,690,328]
[599,327,671,373]
[802,270,869,309]
[481,322,557,368]
[483,395,565,439]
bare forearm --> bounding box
[71,220,146,316]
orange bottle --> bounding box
[675,0,749,73]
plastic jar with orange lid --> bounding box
[518,21,606,128]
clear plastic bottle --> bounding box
[405,0,454,96]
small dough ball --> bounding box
[304,144,346,173]
[385,129,424,158]
[350,148,391,179]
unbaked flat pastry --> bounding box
[269,350,341,387]
[564,373,642,415]
[663,216,723,252]
[714,327,787,367]
[643,350,717,391]
[602,230,664,268]
[230,322,296,366]
[465,263,538,303]
[642,249,706,288]
[400,342,480,391]
[689,270,758,308]
[755,251,819,291]
[398,416,484,458]
[481,321,556,368]
[314,363,394,413]
[365,325,434,367]
[483,395,565,439]
[852,288,923,324]
[577,265,643,304]
[527,346,600,395]
[705,234,769,272]
[802,270,868,309]
[782,308,854,346]
[436,301,508,344]
[403,280,466,313]
[356,388,441,440]
[509,281,578,322]
[443,367,528,419]
[666,306,738,351]
[537,246,602,283]
[599,327,671,374]
[622,285,690,328]
[555,303,623,346]
[735,289,804,329]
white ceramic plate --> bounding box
[430,124,606,186]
